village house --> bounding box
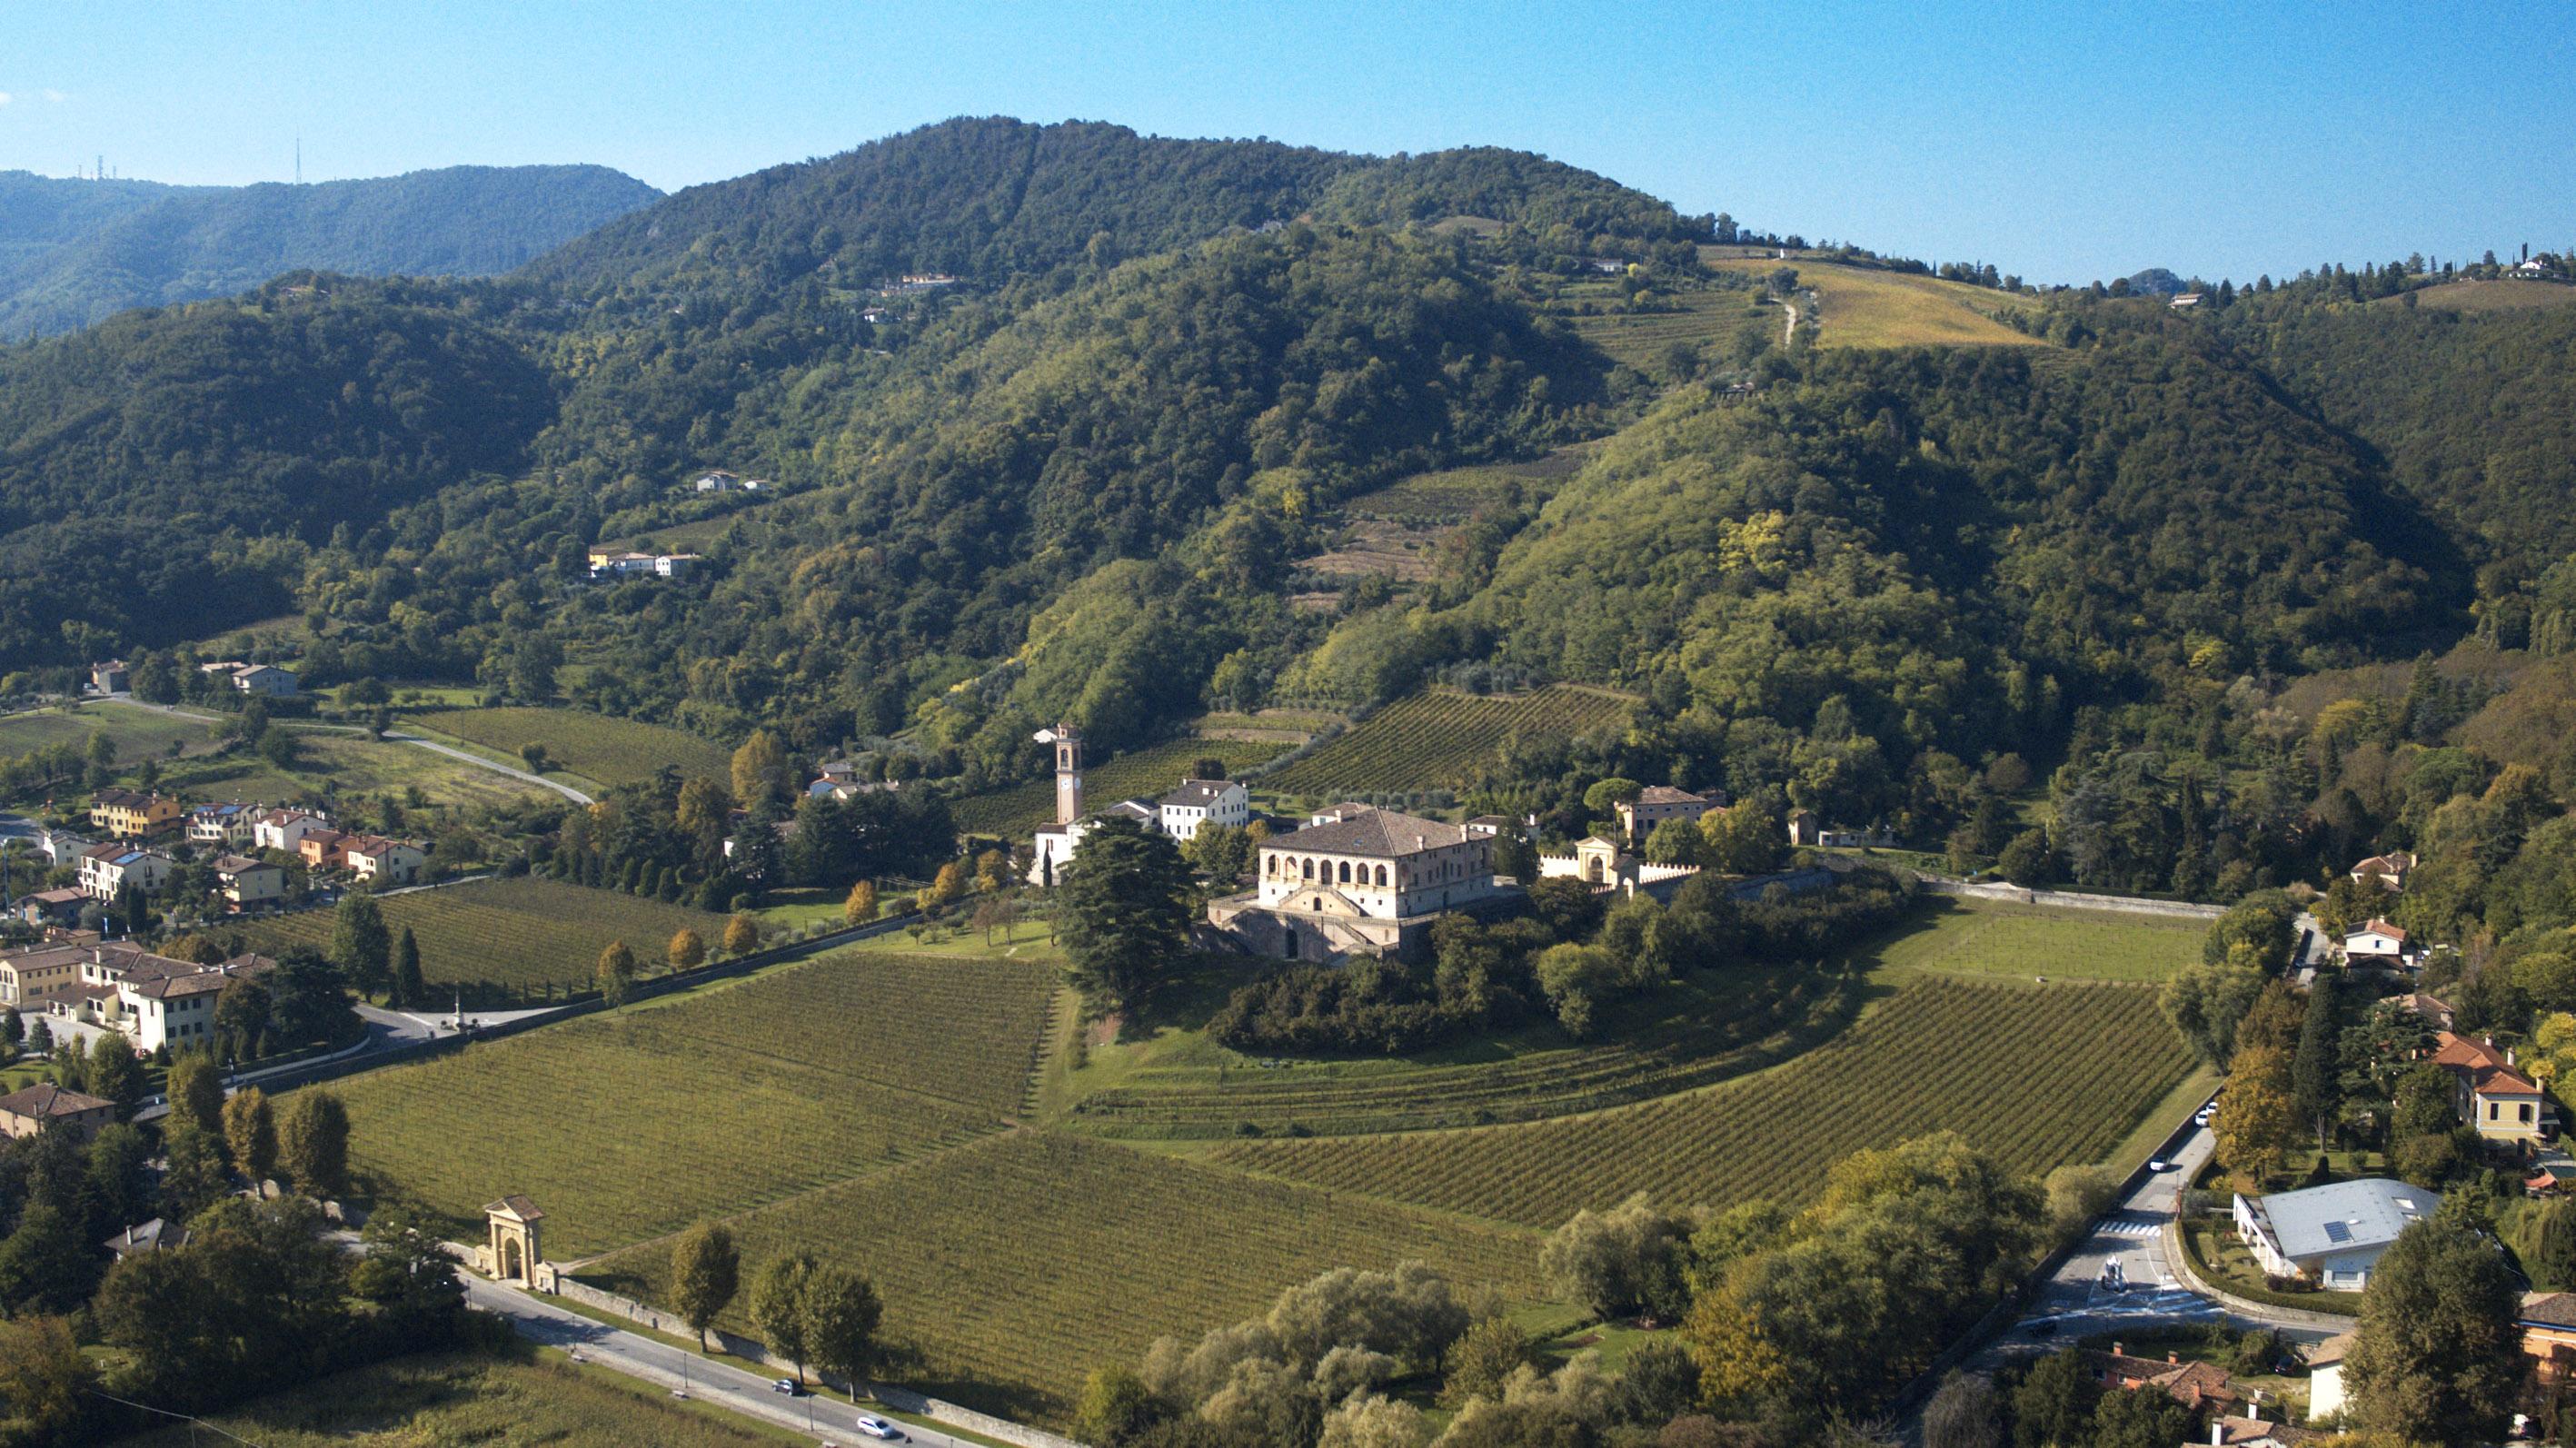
[2432,1031,2553,1144]
[1207,806,1514,963]
[2084,1344,2251,1415]
[1786,808,1821,848]
[1158,778,1249,842]
[104,1218,188,1261]
[251,807,332,853]
[691,470,741,492]
[107,952,274,1052]
[214,853,285,908]
[1614,785,1726,845]
[0,939,93,1008]
[12,888,85,928]
[2520,1293,2576,1386]
[2392,991,2454,1030]
[0,1082,115,1142]
[2341,918,2413,970]
[197,660,299,697]
[2305,1331,2354,1423]
[298,828,353,871]
[587,549,704,580]
[33,825,94,867]
[342,835,428,886]
[89,659,130,693]
[2233,1177,2439,1289]
[89,788,184,838]
[2349,850,2415,892]
[77,841,174,900]
[188,800,259,847]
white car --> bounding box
[2148,1157,2174,1172]
[856,1417,902,1440]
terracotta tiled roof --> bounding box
[1278,808,1474,858]
[1632,785,1708,806]
[0,1081,114,1119]
[2525,1294,2576,1329]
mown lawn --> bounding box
[407,706,728,788]
[0,699,217,761]
[1873,897,2206,982]
[226,878,731,994]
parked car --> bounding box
[2148,1158,2174,1172]
[772,1379,803,1396]
[857,1417,902,1440]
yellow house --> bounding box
[2434,1032,2554,1144]
[89,788,184,838]
[2522,1294,2576,1386]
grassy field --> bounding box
[1706,256,2042,350]
[0,699,217,761]
[153,728,554,813]
[331,949,1054,1255]
[228,878,731,994]
[1339,445,1598,525]
[407,706,729,788]
[1209,974,2193,1228]
[950,737,1291,838]
[1260,686,1633,798]
[580,1130,1542,1423]
[106,1348,805,1447]
[1566,288,1773,373]
[2379,278,2576,312]
[1876,897,2205,981]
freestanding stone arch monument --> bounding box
[483,1195,545,1284]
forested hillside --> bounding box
[0,164,658,338]
[5,114,2575,896]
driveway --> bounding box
[462,1271,987,1448]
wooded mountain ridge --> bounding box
[0,115,2571,854]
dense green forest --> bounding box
[0,164,659,339]
[4,115,2576,914]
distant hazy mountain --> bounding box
[0,164,661,338]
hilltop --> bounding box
[0,163,659,338]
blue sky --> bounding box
[3,1,2566,283]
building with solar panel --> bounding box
[2232,1178,2442,1290]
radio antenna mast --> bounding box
[296,136,302,184]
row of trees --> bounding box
[666,1220,885,1397]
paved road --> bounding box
[462,1271,970,1448]
[1967,1111,2341,1382]
[383,731,594,804]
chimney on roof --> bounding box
[2112,1341,2123,1357]
[2168,1352,2180,1364]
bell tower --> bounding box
[1036,723,1084,826]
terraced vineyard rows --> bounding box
[232,878,729,993]
[331,950,1049,1255]
[1210,977,2190,1228]
[1342,447,1594,525]
[407,706,729,788]
[1069,967,1865,1137]
[580,1131,1541,1423]
[1566,289,1769,372]
[1260,687,1634,797]
[951,737,1290,838]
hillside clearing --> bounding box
[1875,897,2204,982]
[0,699,217,761]
[579,1130,1540,1423]
[227,878,730,995]
[1706,256,2041,350]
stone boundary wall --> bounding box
[544,1275,1091,1448]
[1919,878,2228,921]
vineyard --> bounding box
[1882,898,2204,982]
[229,878,730,994]
[1340,447,1594,526]
[950,737,1291,838]
[1209,975,2192,1228]
[1259,687,1634,798]
[1066,963,1866,1137]
[1566,288,1772,373]
[406,706,729,788]
[578,1131,1541,1423]
[331,950,1053,1255]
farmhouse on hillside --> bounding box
[2341,919,2413,969]
[2350,850,2415,892]
[2233,1177,2439,1289]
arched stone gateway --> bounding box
[483,1195,545,1284]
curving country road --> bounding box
[381,731,594,804]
